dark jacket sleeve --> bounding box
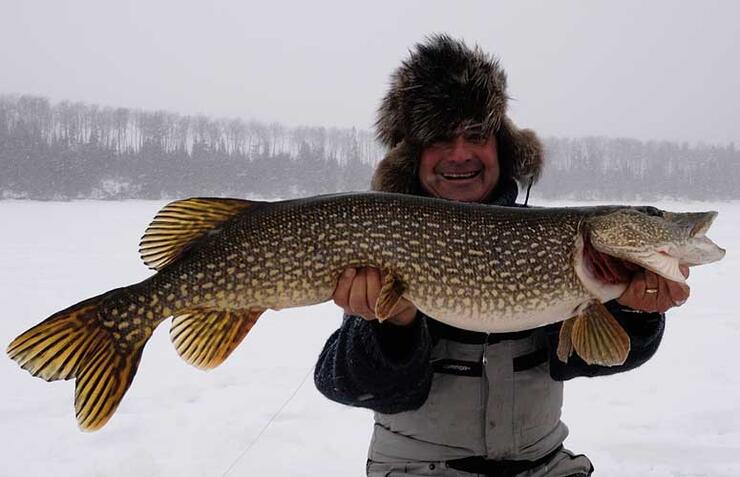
[313,312,434,414]
[548,300,666,381]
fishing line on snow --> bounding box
[221,364,316,476]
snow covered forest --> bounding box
[1,94,737,201]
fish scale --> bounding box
[6,192,725,431]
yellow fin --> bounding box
[139,198,258,271]
[7,289,147,431]
[7,298,103,382]
[75,340,144,431]
[556,317,576,363]
[375,271,406,321]
[170,308,263,370]
[571,302,631,366]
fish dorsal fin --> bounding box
[139,198,258,271]
[571,301,631,366]
[170,308,263,370]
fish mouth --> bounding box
[440,170,481,180]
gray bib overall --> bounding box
[367,324,593,476]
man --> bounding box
[314,35,689,477]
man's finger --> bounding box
[644,270,660,297]
[666,278,690,307]
[365,267,382,314]
[348,269,373,318]
[332,268,356,308]
[655,276,673,313]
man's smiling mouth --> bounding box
[440,170,481,180]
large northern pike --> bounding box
[8,192,725,431]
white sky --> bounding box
[1,0,738,145]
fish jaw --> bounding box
[662,210,718,238]
[678,235,726,266]
[585,208,725,284]
[663,211,726,266]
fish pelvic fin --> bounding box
[570,301,631,367]
[556,317,576,363]
[7,290,147,431]
[139,198,261,271]
[170,308,263,370]
[375,271,407,322]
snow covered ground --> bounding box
[1,199,738,477]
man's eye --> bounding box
[429,141,451,150]
[466,135,488,145]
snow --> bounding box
[1,199,738,476]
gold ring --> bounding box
[645,288,658,294]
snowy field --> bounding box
[1,198,738,477]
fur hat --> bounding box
[372,34,543,195]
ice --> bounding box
[1,199,738,476]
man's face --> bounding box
[418,135,500,203]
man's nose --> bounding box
[448,136,471,162]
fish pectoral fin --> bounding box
[170,308,263,370]
[375,272,406,322]
[139,198,261,271]
[556,317,577,363]
[571,301,631,367]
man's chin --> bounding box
[438,187,487,203]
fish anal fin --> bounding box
[571,301,631,367]
[139,198,259,271]
[170,308,263,370]
[375,272,407,322]
[556,317,576,363]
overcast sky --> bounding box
[2,0,738,145]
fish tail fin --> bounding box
[7,290,146,431]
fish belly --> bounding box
[428,298,587,333]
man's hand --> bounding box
[332,267,418,326]
[617,265,690,313]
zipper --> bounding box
[481,333,489,453]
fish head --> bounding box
[585,208,726,283]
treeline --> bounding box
[0,94,737,201]
[0,95,379,200]
[537,137,739,201]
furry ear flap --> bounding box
[371,142,423,194]
[496,117,544,185]
[375,78,405,149]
